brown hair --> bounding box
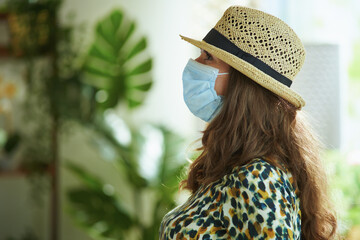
[181,68,338,240]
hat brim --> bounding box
[180,34,305,108]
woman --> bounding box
[160,6,338,240]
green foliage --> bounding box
[324,150,360,230]
[5,0,60,56]
[66,123,186,240]
[66,161,133,239]
[65,9,185,240]
[349,39,360,81]
[10,0,96,182]
[3,2,167,240]
[83,9,153,110]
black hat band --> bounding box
[203,28,293,87]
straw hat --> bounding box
[180,6,306,108]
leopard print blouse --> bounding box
[159,158,301,239]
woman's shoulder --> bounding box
[224,157,298,196]
[233,157,287,175]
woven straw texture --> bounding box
[180,6,306,108]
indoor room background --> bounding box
[0,0,359,239]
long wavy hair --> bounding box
[180,67,338,240]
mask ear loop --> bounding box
[217,72,229,75]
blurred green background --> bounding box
[0,0,359,240]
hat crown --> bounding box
[213,6,305,80]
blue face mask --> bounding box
[182,59,229,122]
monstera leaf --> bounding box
[83,9,153,110]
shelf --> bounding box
[0,165,53,178]
[0,46,11,57]
[0,167,29,178]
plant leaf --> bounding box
[83,65,117,80]
[88,45,117,64]
[125,37,147,61]
[127,58,152,76]
[119,22,135,49]
[67,188,133,237]
[65,161,103,190]
[83,9,152,110]
[133,81,153,91]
